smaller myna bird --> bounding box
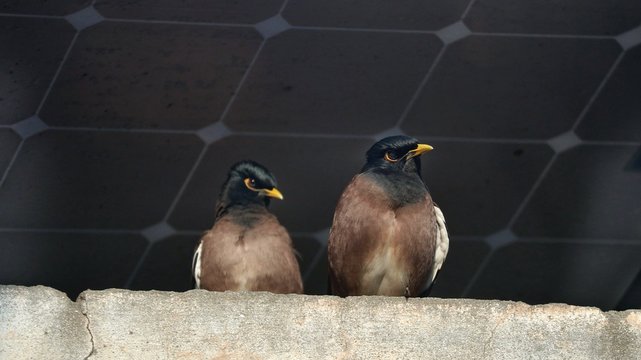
[328,135,449,297]
[192,160,303,294]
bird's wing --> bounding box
[192,241,202,289]
[422,204,449,295]
[433,204,449,279]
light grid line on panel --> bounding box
[0,227,205,235]
[461,0,479,20]
[461,251,492,297]
[300,229,330,282]
[395,46,447,128]
[124,243,153,288]
[519,237,641,246]
[12,126,641,146]
[162,146,208,223]
[473,32,614,40]
[571,51,626,131]
[1,26,79,192]
[506,153,559,229]
[461,235,641,298]
[36,32,79,114]
[216,42,267,124]
[123,223,176,288]
[415,136,546,145]
[0,11,628,44]
[124,38,270,287]
[583,140,641,146]
[0,141,25,190]
[236,131,372,140]
[302,248,326,282]
[167,42,270,223]
[292,228,330,282]
[105,17,255,28]
[0,227,139,235]
[461,38,627,298]
[48,126,196,135]
[163,42,270,222]
[292,25,436,35]
[0,12,62,19]
[278,0,293,14]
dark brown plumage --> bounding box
[328,135,449,297]
[193,160,303,294]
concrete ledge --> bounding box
[0,285,91,360]
[1,286,640,359]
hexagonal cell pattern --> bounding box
[467,241,641,310]
[402,36,621,139]
[0,0,90,16]
[225,30,442,135]
[465,0,641,35]
[0,18,76,125]
[577,47,641,142]
[514,145,641,239]
[0,231,146,299]
[0,131,203,229]
[40,22,262,129]
[94,0,285,24]
[283,0,470,30]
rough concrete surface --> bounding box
[0,285,92,360]
[1,286,640,360]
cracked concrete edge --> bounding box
[80,289,641,360]
[0,285,93,360]
[77,292,96,360]
[1,286,641,360]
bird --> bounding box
[192,160,303,294]
[328,135,449,297]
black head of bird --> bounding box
[362,135,433,175]
[216,160,284,214]
[361,136,434,206]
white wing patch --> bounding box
[420,205,450,295]
[192,242,202,289]
[431,205,449,282]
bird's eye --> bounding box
[384,152,399,162]
[244,178,258,190]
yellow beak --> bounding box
[407,143,434,158]
[262,187,284,200]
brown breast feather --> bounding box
[328,174,437,296]
[199,212,303,294]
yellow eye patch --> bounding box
[384,152,399,162]
[244,178,258,191]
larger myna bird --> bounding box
[192,160,303,294]
[328,135,449,297]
